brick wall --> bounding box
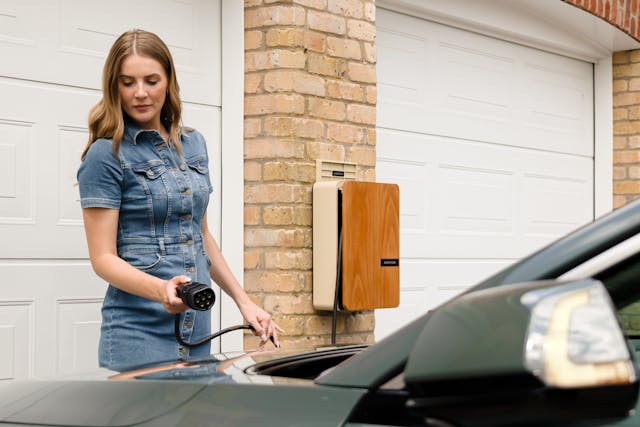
[613,51,640,208]
[243,0,377,349]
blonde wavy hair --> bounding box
[81,29,183,159]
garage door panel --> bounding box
[377,8,593,157]
[0,119,34,225]
[0,301,33,381]
[378,127,593,259]
[0,0,220,106]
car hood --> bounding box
[0,348,368,427]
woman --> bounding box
[77,29,282,372]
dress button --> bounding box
[181,214,192,220]
[148,170,154,177]
[187,240,194,245]
[185,321,193,328]
[180,164,187,171]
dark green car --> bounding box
[4,200,640,427]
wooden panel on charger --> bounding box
[341,181,400,311]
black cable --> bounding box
[331,226,343,345]
[175,315,253,348]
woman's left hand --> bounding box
[239,300,284,348]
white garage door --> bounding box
[375,9,594,339]
[0,0,222,380]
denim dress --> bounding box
[77,122,214,372]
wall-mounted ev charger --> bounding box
[312,178,400,317]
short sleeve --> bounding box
[77,139,123,209]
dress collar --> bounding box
[123,117,168,146]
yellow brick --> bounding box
[614,181,640,194]
[326,80,364,101]
[613,51,630,65]
[277,335,327,350]
[364,1,375,21]
[327,36,362,60]
[245,183,303,203]
[306,141,346,161]
[244,250,262,269]
[613,195,628,209]
[245,73,262,94]
[263,206,294,225]
[327,122,363,143]
[629,136,640,147]
[347,18,375,41]
[244,161,262,181]
[293,207,312,226]
[244,206,262,225]
[264,117,325,138]
[308,97,346,120]
[365,127,376,145]
[308,53,347,77]
[629,77,640,91]
[245,228,280,247]
[614,107,629,121]
[245,94,305,115]
[630,50,640,63]
[305,315,345,335]
[345,312,375,332]
[264,293,315,314]
[264,161,315,182]
[245,271,307,293]
[308,10,347,34]
[363,42,376,62]
[245,49,306,71]
[614,166,628,180]
[244,138,306,159]
[347,103,376,124]
[328,0,363,18]
[348,145,376,166]
[613,63,640,78]
[265,28,304,47]
[244,118,262,138]
[614,150,640,163]
[359,167,376,182]
[614,136,628,149]
[245,5,306,28]
[365,85,377,104]
[304,30,327,52]
[628,166,640,179]
[614,120,640,135]
[348,62,376,83]
[264,70,327,96]
[629,106,640,120]
[292,0,327,9]
[245,30,263,50]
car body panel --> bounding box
[0,381,206,426]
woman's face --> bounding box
[118,54,168,131]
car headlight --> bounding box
[522,280,636,388]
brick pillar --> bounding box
[613,50,640,208]
[243,0,377,349]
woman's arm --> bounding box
[82,207,189,314]
[202,212,283,346]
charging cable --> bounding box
[174,282,276,348]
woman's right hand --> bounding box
[161,276,191,314]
